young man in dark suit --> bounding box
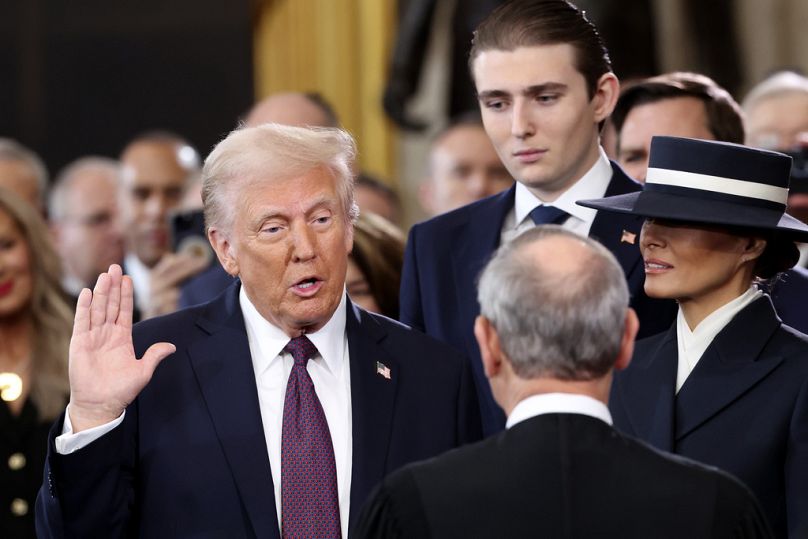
[360,226,772,538]
[35,124,481,538]
[400,0,675,435]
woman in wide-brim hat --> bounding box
[577,136,808,537]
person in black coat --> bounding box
[579,135,808,537]
[358,225,772,539]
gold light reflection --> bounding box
[0,372,23,402]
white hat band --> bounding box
[646,167,789,205]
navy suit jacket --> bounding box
[400,163,677,435]
[179,263,235,309]
[768,266,808,334]
[36,283,481,538]
[610,296,808,537]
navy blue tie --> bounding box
[529,205,569,226]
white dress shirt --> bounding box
[241,287,352,538]
[124,252,151,314]
[675,287,762,392]
[56,286,354,539]
[506,392,613,429]
[500,147,613,244]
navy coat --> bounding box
[611,296,808,537]
[36,283,481,538]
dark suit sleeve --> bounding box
[787,377,808,536]
[400,225,426,332]
[354,469,431,539]
[35,410,137,538]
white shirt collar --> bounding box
[506,392,613,429]
[124,252,151,310]
[675,286,762,392]
[514,147,612,227]
[239,285,348,376]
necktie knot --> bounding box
[285,335,318,367]
[529,205,569,226]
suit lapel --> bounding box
[451,187,515,354]
[675,297,784,441]
[187,284,280,539]
[346,301,398,531]
[589,163,645,280]
[616,327,678,451]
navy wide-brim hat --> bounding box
[577,136,808,242]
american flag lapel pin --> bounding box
[376,361,391,380]
[620,229,637,245]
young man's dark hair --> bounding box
[469,0,611,98]
[612,72,745,145]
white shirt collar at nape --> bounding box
[239,284,348,376]
[513,146,612,227]
[506,392,613,429]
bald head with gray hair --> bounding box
[0,138,49,211]
[201,123,359,236]
[477,226,630,381]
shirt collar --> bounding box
[124,252,151,308]
[514,147,612,227]
[239,285,348,375]
[506,392,613,429]
[678,286,762,342]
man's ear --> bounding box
[208,227,239,276]
[474,315,503,379]
[614,308,639,371]
[592,72,620,123]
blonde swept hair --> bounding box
[0,188,72,420]
[201,123,359,236]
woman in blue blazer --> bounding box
[578,136,808,538]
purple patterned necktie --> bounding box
[281,335,341,539]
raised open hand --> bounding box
[67,264,176,432]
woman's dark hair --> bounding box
[350,213,406,318]
[754,233,800,281]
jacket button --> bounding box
[10,498,28,516]
[8,452,26,470]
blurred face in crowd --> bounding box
[0,159,41,212]
[745,92,808,151]
[618,97,714,182]
[52,170,124,287]
[245,93,333,128]
[354,184,399,224]
[210,165,353,336]
[0,207,33,319]
[120,141,190,267]
[746,93,808,223]
[639,219,761,320]
[345,257,379,314]
[473,44,617,201]
[422,123,513,215]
